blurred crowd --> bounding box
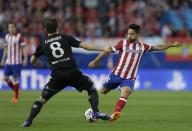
[0,0,192,38]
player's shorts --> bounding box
[103,73,135,91]
[41,68,93,100]
[3,64,22,77]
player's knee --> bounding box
[121,87,132,97]
[99,87,109,94]
[100,90,107,94]
[41,89,55,103]
[87,86,97,94]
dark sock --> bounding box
[87,88,99,112]
[27,101,43,121]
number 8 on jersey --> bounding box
[50,42,64,58]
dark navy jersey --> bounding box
[34,34,81,71]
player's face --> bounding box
[127,29,138,42]
[8,24,16,34]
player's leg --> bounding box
[22,78,63,127]
[99,86,111,94]
[11,76,19,103]
[70,70,111,120]
[84,84,111,120]
[110,86,132,121]
[100,73,120,95]
[3,75,14,90]
[3,65,14,90]
[113,86,132,113]
[11,64,22,103]
[110,79,135,121]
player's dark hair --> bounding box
[8,21,16,26]
[44,18,58,33]
[128,24,140,33]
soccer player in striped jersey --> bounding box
[0,22,28,103]
[88,24,181,121]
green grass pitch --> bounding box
[0,91,192,131]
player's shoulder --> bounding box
[56,33,71,41]
[5,33,11,38]
[116,39,124,44]
[59,33,70,38]
[117,39,128,45]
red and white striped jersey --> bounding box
[4,33,26,65]
[111,39,152,80]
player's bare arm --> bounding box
[1,47,7,66]
[30,55,38,65]
[88,51,108,68]
[88,46,113,68]
[79,42,109,52]
[23,46,28,66]
[151,42,181,51]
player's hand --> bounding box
[102,46,113,53]
[88,61,98,68]
[107,46,113,53]
[172,42,182,47]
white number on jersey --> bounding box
[50,42,64,58]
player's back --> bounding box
[39,33,80,71]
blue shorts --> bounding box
[4,64,22,77]
[103,73,135,90]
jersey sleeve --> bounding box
[111,40,123,52]
[19,34,26,46]
[33,44,44,57]
[67,35,81,48]
[143,43,152,52]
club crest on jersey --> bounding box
[127,45,142,53]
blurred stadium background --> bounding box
[0,0,192,131]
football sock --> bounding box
[114,97,127,112]
[7,80,15,91]
[87,88,99,112]
[26,101,43,121]
[13,82,19,99]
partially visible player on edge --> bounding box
[22,18,111,127]
[88,24,181,121]
[1,22,28,103]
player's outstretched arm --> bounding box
[30,55,38,65]
[79,42,110,52]
[88,47,113,68]
[0,47,7,66]
[151,42,181,51]
[88,46,114,68]
[88,51,109,68]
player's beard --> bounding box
[128,36,137,43]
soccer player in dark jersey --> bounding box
[22,18,111,127]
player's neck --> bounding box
[128,38,138,43]
[48,32,58,37]
[9,32,17,36]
